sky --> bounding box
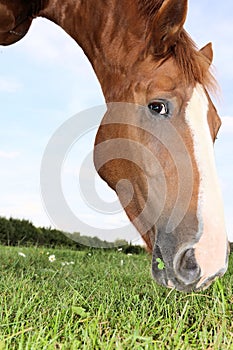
[0,1,233,243]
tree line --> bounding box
[0,216,144,253]
[1,216,231,253]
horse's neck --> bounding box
[40,0,147,101]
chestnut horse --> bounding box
[0,0,229,291]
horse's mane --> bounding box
[171,29,217,92]
[137,0,216,92]
[171,30,216,92]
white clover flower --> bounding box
[48,254,56,262]
[18,252,26,258]
[61,261,75,266]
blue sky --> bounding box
[0,1,233,242]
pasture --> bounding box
[0,245,233,349]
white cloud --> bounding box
[0,150,20,159]
[0,77,22,93]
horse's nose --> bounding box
[174,248,201,285]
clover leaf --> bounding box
[156,258,165,270]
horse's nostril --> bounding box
[175,248,201,284]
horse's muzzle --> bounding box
[152,244,228,292]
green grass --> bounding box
[0,246,233,349]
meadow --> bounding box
[0,245,233,349]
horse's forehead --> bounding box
[131,57,188,97]
[147,75,176,92]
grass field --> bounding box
[0,245,233,349]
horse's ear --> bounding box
[200,42,213,66]
[151,0,188,56]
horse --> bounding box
[0,0,229,292]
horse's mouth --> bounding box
[152,254,200,292]
[152,243,199,292]
[0,17,33,46]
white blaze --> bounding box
[185,84,228,286]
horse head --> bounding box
[94,0,229,291]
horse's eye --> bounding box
[148,101,169,117]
